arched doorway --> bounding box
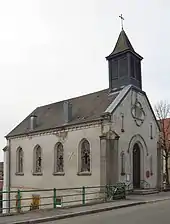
[133,143,141,189]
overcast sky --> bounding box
[0,0,169,160]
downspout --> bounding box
[7,138,11,213]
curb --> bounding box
[11,197,170,224]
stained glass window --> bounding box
[81,139,90,172]
[16,147,23,173]
[34,145,42,173]
[55,143,64,173]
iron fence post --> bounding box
[105,185,108,201]
[53,188,57,209]
[17,189,21,212]
[82,186,85,205]
[124,183,126,199]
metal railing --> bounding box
[126,180,151,194]
[140,180,150,189]
[126,182,134,194]
[0,183,126,214]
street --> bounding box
[44,200,170,224]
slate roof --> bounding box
[0,162,3,171]
[110,30,134,55]
[106,30,143,60]
[6,89,119,138]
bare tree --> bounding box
[155,100,170,185]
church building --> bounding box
[3,24,162,211]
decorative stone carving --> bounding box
[131,100,145,126]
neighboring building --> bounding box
[3,27,161,212]
[0,161,3,213]
[158,118,170,183]
[0,162,3,182]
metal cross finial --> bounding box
[119,14,124,30]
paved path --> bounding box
[0,192,170,224]
[45,199,170,224]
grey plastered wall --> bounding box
[110,88,159,188]
[10,124,102,190]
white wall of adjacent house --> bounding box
[110,88,160,189]
[2,149,8,214]
[9,124,102,212]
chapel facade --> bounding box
[3,27,162,212]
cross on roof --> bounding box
[119,14,124,30]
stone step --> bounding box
[129,188,159,195]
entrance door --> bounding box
[133,143,140,188]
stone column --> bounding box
[112,138,119,184]
[2,145,9,214]
[100,135,108,187]
[100,135,119,186]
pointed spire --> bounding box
[107,30,135,58]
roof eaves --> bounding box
[106,49,143,61]
[6,117,102,139]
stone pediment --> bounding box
[101,130,119,140]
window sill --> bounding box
[53,172,65,176]
[77,172,92,176]
[32,172,43,176]
[15,172,24,176]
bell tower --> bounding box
[106,15,143,92]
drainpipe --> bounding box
[8,138,11,213]
[3,138,11,213]
[2,139,10,214]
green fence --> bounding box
[0,183,126,214]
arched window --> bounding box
[150,123,153,139]
[16,147,23,174]
[150,155,153,175]
[54,142,64,173]
[33,145,42,174]
[79,139,90,173]
[121,151,125,175]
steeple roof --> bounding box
[106,29,143,60]
[107,30,135,57]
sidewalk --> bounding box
[1,192,170,224]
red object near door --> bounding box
[146,170,150,178]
